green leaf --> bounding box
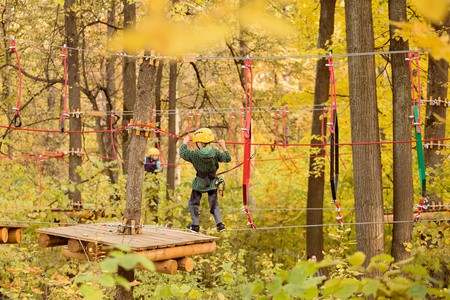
[222,262,233,270]
[78,284,104,300]
[136,256,154,271]
[99,258,119,273]
[287,266,307,284]
[273,291,290,300]
[74,274,95,283]
[188,288,203,299]
[119,254,140,270]
[402,265,429,276]
[370,253,394,263]
[361,279,380,296]
[347,251,366,266]
[407,283,428,298]
[68,184,75,193]
[302,286,319,299]
[242,284,253,300]
[115,275,130,291]
[252,282,265,294]
[283,283,304,296]
[267,276,282,295]
[179,284,191,295]
[333,284,359,299]
[170,284,180,295]
[98,273,115,288]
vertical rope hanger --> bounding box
[60,45,68,133]
[326,54,343,225]
[110,112,121,171]
[407,51,428,221]
[10,37,22,127]
[241,58,256,230]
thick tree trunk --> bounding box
[65,0,82,208]
[425,50,448,205]
[121,0,136,175]
[166,59,177,223]
[306,0,336,262]
[389,0,414,262]
[115,57,156,300]
[345,0,385,268]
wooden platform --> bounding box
[36,224,220,274]
[0,223,29,244]
[384,210,450,223]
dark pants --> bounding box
[188,189,223,226]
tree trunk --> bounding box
[121,0,136,175]
[389,0,414,262]
[105,1,118,192]
[345,0,385,268]
[306,0,336,263]
[65,0,82,208]
[425,23,448,205]
[115,57,156,300]
[154,60,165,142]
[166,59,177,223]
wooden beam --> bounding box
[136,241,216,262]
[68,239,88,253]
[7,228,23,243]
[1,228,8,243]
[38,233,69,248]
[135,259,178,275]
[61,246,96,261]
[176,257,194,272]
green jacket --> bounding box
[180,144,231,192]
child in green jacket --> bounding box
[180,128,231,233]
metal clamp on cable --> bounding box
[12,107,22,128]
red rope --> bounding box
[60,45,68,133]
[229,112,240,164]
[110,112,121,171]
[283,106,298,169]
[414,197,428,222]
[187,111,193,149]
[10,38,22,127]
[275,110,290,169]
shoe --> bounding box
[186,225,200,233]
[216,223,226,232]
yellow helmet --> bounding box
[148,147,160,156]
[193,128,214,143]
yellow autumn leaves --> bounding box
[112,0,293,56]
[393,0,450,61]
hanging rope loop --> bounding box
[60,44,68,133]
[11,37,22,127]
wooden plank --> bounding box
[36,224,219,250]
[0,223,29,229]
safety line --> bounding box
[0,36,428,60]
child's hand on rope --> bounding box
[218,140,227,152]
[183,135,190,145]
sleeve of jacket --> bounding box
[179,144,193,162]
[217,149,232,163]
[144,157,151,172]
